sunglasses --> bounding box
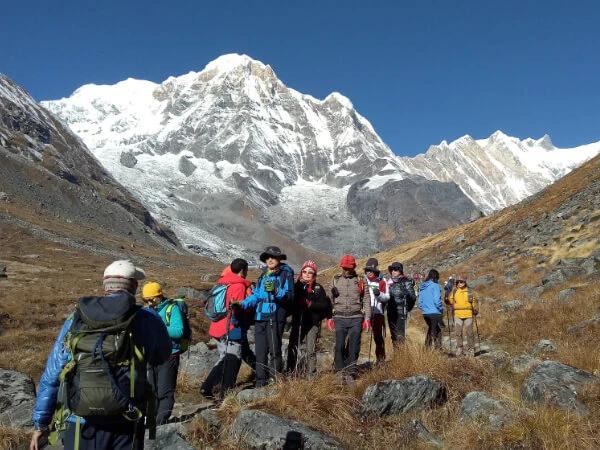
[301,270,315,275]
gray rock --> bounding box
[237,385,278,404]
[567,314,600,335]
[510,354,542,374]
[460,391,514,428]
[479,350,510,370]
[517,284,544,300]
[0,369,36,428]
[582,257,599,276]
[500,300,523,312]
[532,339,557,355]
[469,274,494,288]
[398,419,443,448]
[541,270,567,288]
[557,288,576,303]
[179,342,219,377]
[454,234,466,243]
[119,151,138,168]
[230,409,343,449]
[361,375,446,417]
[521,361,598,414]
[178,156,197,177]
[145,422,194,450]
[169,402,214,423]
[199,408,220,430]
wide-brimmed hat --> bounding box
[259,246,287,263]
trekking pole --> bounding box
[469,300,482,355]
[268,289,279,383]
[220,306,233,400]
[367,322,373,366]
[445,307,452,352]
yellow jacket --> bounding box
[449,287,477,319]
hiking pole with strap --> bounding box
[267,287,279,383]
[469,299,482,355]
[445,306,452,352]
[220,305,233,400]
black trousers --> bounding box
[63,420,144,450]
[148,353,180,425]
[254,319,284,387]
[333,317,362,376]
[387,305,407,345]
[423,314,443,349]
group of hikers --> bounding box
[29,246,479,450]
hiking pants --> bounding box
[254,319,284,387]
[333,317,362,377]
[287,313,321,377]
[454,317,474,351]
[423,314,443,349]
[63,420,144,450]
[201,338,242,395]
[241,336,256,371]
[387,304,407,346]
[371,314,386,362]
[148,353,180,425]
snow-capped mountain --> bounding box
[0,74,179,249]
[396,131,600,213]
[41,54,599,262]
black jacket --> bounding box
[292,280,332,324]
[388,276,416,316]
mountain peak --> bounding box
[203,53,269,73]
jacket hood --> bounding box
[78,292,137,328]
[419,280,435,291]
[218,271,252,287]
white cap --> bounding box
[103,260,146,280]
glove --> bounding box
[372,288,380,296]
[326,319,335,331]
[331,287,340,298]
[264,281,275,292]
[362,319,371,331]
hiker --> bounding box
[386,262,416,346]
[328,255,371,382]
[238,246,294,387]
[363,258,389,364]
[286,260,332,377]
[201,258,252,397]
[142,281,188,424]
[448,274,478,356]
[418,269,444,349]
[30,260,171,450]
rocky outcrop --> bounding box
[521,361,598,414]
[361,375,446,417]
[460,391,514,428]
[145,423,194,450]
[230,409,343,449]
[179,342,219,377]
[0,369,36,427]
[237,385,278,404]
[510,354,542,374]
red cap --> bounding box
[339,254,357,269]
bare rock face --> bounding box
[0,369,36,428]
[230,409,344,450]
[521,361,598,414]
[460,391,515,429]
[361,375,447,417]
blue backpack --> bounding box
[204,284,229,321]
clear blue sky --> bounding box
[2,0,599,155]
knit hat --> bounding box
[142,282,163,299]
[300,260,318,274]
[364,258,380,274]
[456,273,467,282]
[388,262,404,273]
[103,260,145,294]
[259,246,287,263]
[339,254,357,270]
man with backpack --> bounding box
[386,262,416,346]
[327,254,371,382]
[142,282,191,424]
[200,258,252,398]
[30,260,171,450]
[237,246,294,388]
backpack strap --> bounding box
[165,303,175,327]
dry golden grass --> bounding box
[0,426,28,450]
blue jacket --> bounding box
[419,280,443,315]
[153,299,184,354]
[241,263,294,321]
[32,292,171,430]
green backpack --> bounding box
[49,298,148,447]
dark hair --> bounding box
[230,258,249,274]
[425,269,440,283]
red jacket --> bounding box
[209,271,252,340]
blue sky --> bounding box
[1,0,599,156]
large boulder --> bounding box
[145,422,194,450]
[521,361,598,414]
[0,369,36,428]
[237,385,278,404]
[230,409,344,449]
[460,391,514,428]
[361,375,446,417]
[179,342,219,377]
